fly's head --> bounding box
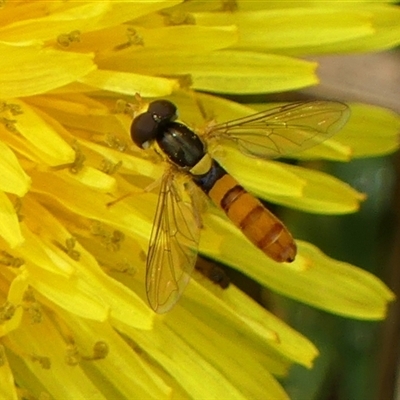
[130,100,178,149]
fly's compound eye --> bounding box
[148,100,177,124]
[130,112,159,149]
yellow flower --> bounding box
[0,1,399,399]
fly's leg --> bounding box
[106,175,163,208]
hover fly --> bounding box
[130,99,350,313]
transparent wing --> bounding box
[146,170,200,313]
[207,101,350,159]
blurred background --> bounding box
[285,50,400,400]
[206,49,400,400]
[278,49,400,400]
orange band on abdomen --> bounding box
[209,173,296,263]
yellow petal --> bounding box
[212,141,363,214]
[20,197,153,329]
[184,280,319,369]
[0,3,110,42]
[218,147,305,198]
[192,8,374,54]
[26,94,125,137]
[17,224,74,278]
[0,192,24,248]
[25,262,111,322]
[264,163,365,214]
[0,345,18,400]
[64,317,171,399]
[200,214,393,320]
[169,303,290,399]
[58,168,117,193]
[113,49,318,94]
[0,141,31,196]
[29,169,153,243]
[0,43,95,98]
[0,272,28,337]
[167,90,263,123]
[0,1,182,42]
[189,5,400,54]
[336,103,400,158]
[294,138,353,161]
[27,92,110,117]
[293,5,400,54]
[7,314,109,400]
[93,0,183,29]
[134,24,239,51]
[121,315,288,400]
[13,100,76,166]
[79,69,178,97]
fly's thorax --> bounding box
[156,122,206,169]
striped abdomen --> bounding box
[193,159,296,263]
